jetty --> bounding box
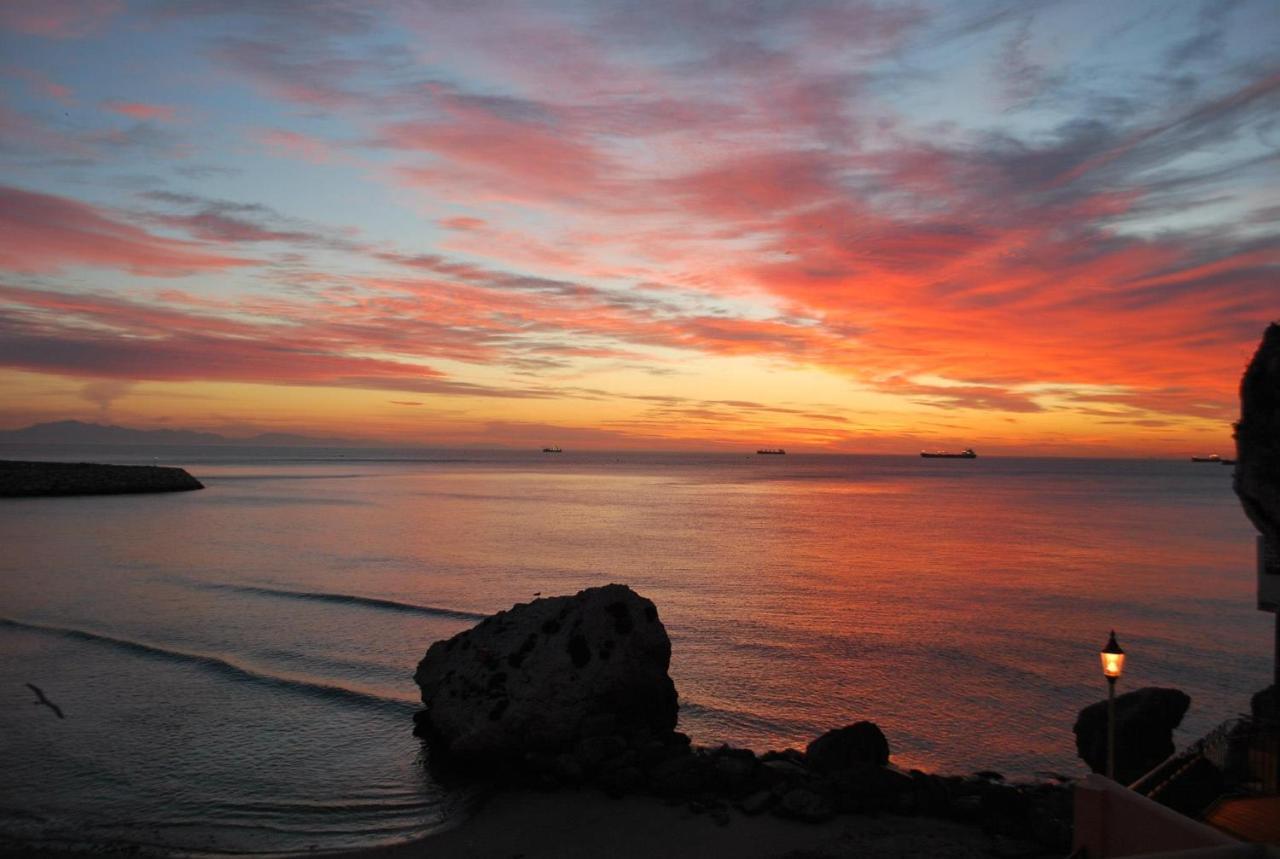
[0,460,204,497]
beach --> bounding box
[326,789,1008,859]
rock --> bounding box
[737,789,774,815]
[648,755,705,798]
[1252,684,1278,725]
[0,459,203,497]
[712,752,757,794]
[1235,323,1280,545]
[414,584,677,761]
[805,721,890,772]
[574,734,628,770]
[761,748,805,765]
[980,783,1030,837]
[775,787,835,823]
[824,763,914,814]
[759,759,808,785]
[1073,686,1191,784]
[599,765,645,798]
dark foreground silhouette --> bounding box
[0,460,203,497]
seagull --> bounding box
[25,683,64,719]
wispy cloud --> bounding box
[0,0,1275,448]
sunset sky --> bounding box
[1,0,1276,454]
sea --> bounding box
[0,447,1271,854]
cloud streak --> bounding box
[0,1,1275,449]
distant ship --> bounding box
[756,448,786,455]
[1190,454,1222,462]
[542,446,562,453]
[921,448,977,459]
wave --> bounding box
[679,699,806,742]
[0,617,418,715]
[192,582,488,622]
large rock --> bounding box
[1235,322,1280,545]
[413,584,678,761]
[805,721,890,772]
[1073,686,1190,784]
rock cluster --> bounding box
[1072,686,1191,785]
[497,730,1070,850]
[1235,322,1280,545]
[0,460,204,497]
[413,585,1072,854]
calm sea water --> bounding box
[0,447,1271,853]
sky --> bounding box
[0,0,1276,454]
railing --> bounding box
[1250,730,1278,794]
[1124,714,1279,832]
[1073,773,1239,858]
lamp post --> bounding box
[1100,630,1126,780]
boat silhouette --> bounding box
[920,448,977,459]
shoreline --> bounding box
[0,782,1055,859]
[316,787,1019,859]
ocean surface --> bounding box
[0,447,1271,853]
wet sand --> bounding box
[324,788,1016,859]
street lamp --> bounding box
[1100,630,1125,780]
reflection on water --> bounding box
[0,448,1269,852]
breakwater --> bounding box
[0,460,203,497]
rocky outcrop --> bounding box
[413,584,678,761]
[1073,686,1191,784]
[0,460,203,497]
[411,590,1072,854]
[805,721,890,772]
[1235,322,1280,545]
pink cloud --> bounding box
[257,128,335,163]
[8,67,75,104]
[0,0,120,38]
[0,186,253,276]
[104,100,177,121]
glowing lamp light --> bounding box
[1100,630,1125,680]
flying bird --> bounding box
[25,683,64,719]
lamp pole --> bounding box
[1107,674,1117,780]
[1100,630,1125,781]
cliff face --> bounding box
[0,460,204,497]
[1235,323,1280,544]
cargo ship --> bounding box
[920,448,977,459]
[756,448,786,455]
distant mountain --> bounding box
[0,420,361,447]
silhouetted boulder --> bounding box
[1252,684,1278,726]
[1073,686,1190,784]
[413,584,677,762]
[805,721,890,772]
[0,460,203,497]
[1235,322,1280,545]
